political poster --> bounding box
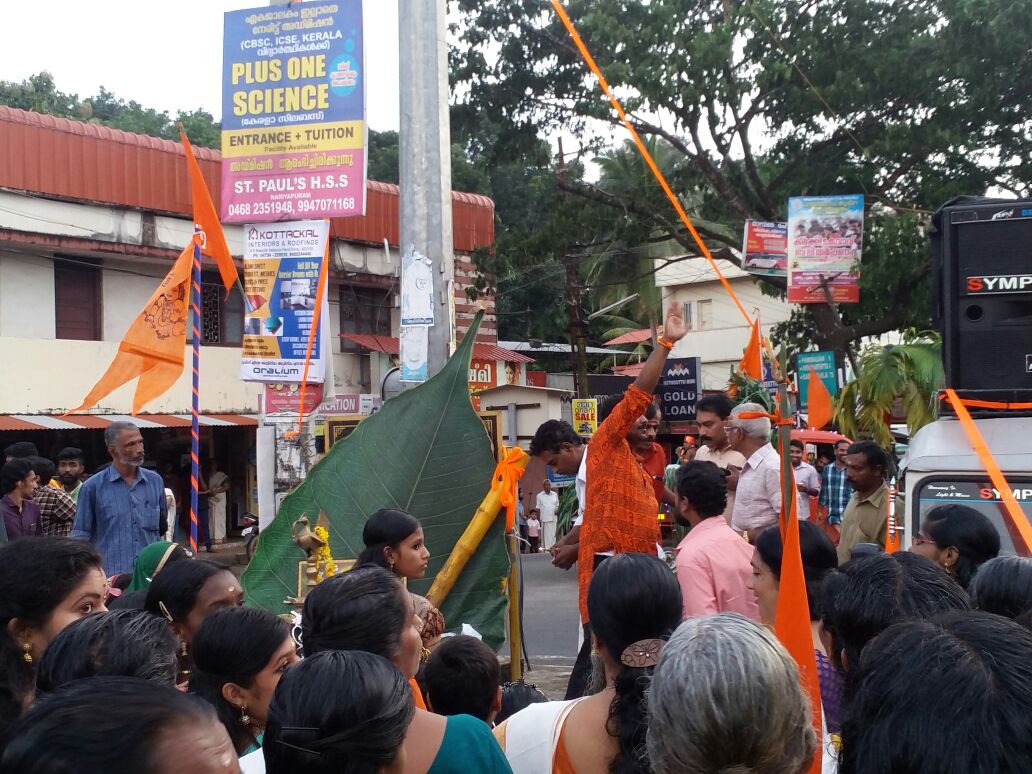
[797,351,838,407]
[400,325,429,383]
[222,0,366,222]
[240,220,329,383]
[787,195,864,304]
[742,221,788,277]
[657,357,702,422]
[572,398,598,436]
[400,248,435,327]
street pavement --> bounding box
[503,551,581,699]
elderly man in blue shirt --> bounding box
[72,421,167,576]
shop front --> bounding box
[0,414,258,539]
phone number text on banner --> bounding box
[222,0,366,222]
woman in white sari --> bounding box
[494,553,682,773]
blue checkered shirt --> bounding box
[820,463,852,525]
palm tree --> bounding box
[835,331,944,447]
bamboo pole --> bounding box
[426,451,530,607]
[507,530,523,681]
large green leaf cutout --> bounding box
[242,313,510,648]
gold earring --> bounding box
[239,705,251,726]
[22,642,32,664]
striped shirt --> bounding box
[71,465,167,576]
[819,463,852,525]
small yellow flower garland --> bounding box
[313,525,336,583]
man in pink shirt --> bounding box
[673,460,760,621]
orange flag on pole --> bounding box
[775,490,824,774]
[179,128,238,295]
[738,318,762,380]
[807,367,834,430]
[67,243,193,415]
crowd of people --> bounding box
[1,303,1032,772]
[0,426,231,554]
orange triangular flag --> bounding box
[807,367,834,430]
[179,128,238,295]
[738,318,762,380]
[775,483,824,774]
[67,244,193,416]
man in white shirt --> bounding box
[790,439,821,521]
[535,479,560,550]
[694,393,747,524]
[726,402,782,542]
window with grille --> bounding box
[188,276,244,346]
[340,284,392,353]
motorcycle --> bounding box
[241,513,260,562]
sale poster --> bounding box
[571,398,598,436]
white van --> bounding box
[897,416,1032,556]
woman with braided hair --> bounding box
[494,552,682,773]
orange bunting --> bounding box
[179,128,238,295]
[67,243,194,416]
[492,446,529,531]
[775,472,824,774]
[806,368,834,430]
[738,318,762,380]
[945,389,1032,554]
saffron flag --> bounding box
[776,483,824,774]
[67,244,193,416]
[807,367,834,430]
[738,318,762,380]
[179,128,238,295]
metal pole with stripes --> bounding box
[189,237,202,555]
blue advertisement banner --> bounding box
[240,220,329,382]
[657,357,702,421]
[222,0,366,222]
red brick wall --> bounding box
[454,254,497,344]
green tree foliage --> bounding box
[450,0,1032,358]
[0,72,224,148]
[836,332,944,447]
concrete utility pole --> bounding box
[399,0,455,377]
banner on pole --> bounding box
[787,195,864,304]
[400,248,435,327]
[797,351,838,407]
[221,0,367,222]
[572,398,598,436]
[240,220,330,383]
[742,221,788,277]
[400,325,429,383]
[657,357,702,421]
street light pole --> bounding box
[399,0,455,378]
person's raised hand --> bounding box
[663,303,689,342]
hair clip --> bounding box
[157,601,175,623]
[276,727,323,757]
[620,638,665,668]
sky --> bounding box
[0,0,402,132]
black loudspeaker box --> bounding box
[931,197,1032,402]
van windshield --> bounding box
[915,477,1032,557]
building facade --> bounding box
[0,106,495,532]
[655,256,791,391]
